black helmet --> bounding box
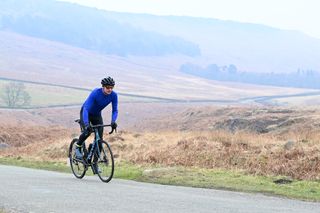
[101,77,115,86]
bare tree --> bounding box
[1,82,31,108]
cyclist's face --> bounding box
[103,86,113,94]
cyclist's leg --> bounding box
[75,107,91,159]
[91,115,103,164]
[77,107,91,146]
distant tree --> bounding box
[228,64,237,75]
[1,82,31,108]
[180,62,320,89]
[206,64,220,73]
[306,69,315,76]
[297,68,301,75]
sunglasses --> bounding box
[104,86,114,89]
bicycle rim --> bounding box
[69,138,86,179]
[95,140,114,183]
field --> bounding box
[1,103,320,200]
[271,95,320,106]
[1,104,320,180]
[0,79,171,108]
[0,79,88,107]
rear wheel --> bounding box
[94,140,114,183]
[69,138,86,179]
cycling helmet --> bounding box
[101,77,115,86]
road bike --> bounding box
[69,120,115,183]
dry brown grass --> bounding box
[1,106,320,181]
[0,125,75,162]
[107,130,320,180]
[1,127,320,180]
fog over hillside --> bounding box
[1,0,320,74]
[0,0,200,57]
[0,0,320,91]
[101,11,320,73]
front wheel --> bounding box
[94,140,114,183]
[69,138,86,179]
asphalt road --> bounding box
[0,165,319,213]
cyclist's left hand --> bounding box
[109,122,117,134]
[111,122,117,130]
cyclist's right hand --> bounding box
[84,125,93,133]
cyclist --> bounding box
[75,76,118,173]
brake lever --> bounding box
[109,128,114,134]
[109,127,117,134]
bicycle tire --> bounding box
[69,138,87,179]
[94,140,114,183]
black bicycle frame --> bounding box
[86,129,100,163]
[85,124,112,163]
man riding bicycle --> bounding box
[75,76,118,173]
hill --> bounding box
[103,11,320,73]
[0,0,200,57]
[0,30,311,103]
[1,0,320,74]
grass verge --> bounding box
[1,157,319,201]
[139,167,320,201]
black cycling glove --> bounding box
[111,122,117,130]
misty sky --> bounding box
[62,0,320,39]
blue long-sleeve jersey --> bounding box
[82,88,118,126]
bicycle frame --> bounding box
[85,129,101,163]
[84,124,112,165]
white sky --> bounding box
[62,0,320,39]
